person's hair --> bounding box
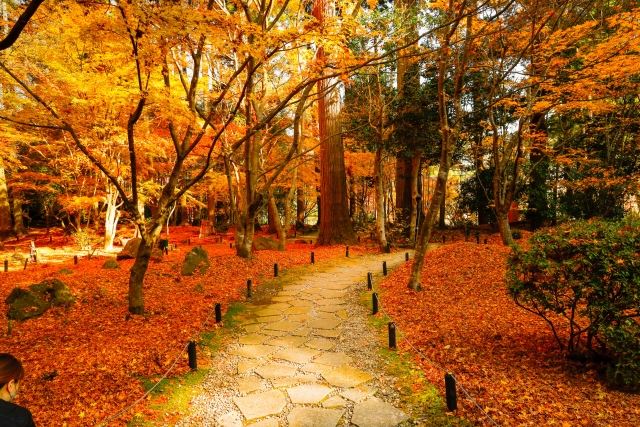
[0,353,25,388]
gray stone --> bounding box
[307,318,342,330]
[102,258,119,269]
[219,411,243,427]
[351,398,409,427]
[229,345,277,359]
[287,407,343,427]
[273,347,320,364]
[234,389,287,421]
[305,337,335,351]
[264,320,302,332]
[181,246,209,276]
[237,376,263,394]
[313,352,352,367]
[322,396,348,408]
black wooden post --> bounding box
[484,238,488,244]
[475,231,480,244]
[442,235,446,244]
[372,292,379,315]
[49,235,53,243]
[274,263,279,277]
[229,242,233,249]
[388,322,397,349]
[382,261,387,276]
[188,341,197,371]
[346,246,349,257]
[215,303,222,323]
[3,259,8,272]
[367,272,372,290]
[188,238,191,245]
[247,279,252,298]
[405,252,409,262]
[445,373,457,411]
[74,255,78,265]
[23,258,28,270]
[310,252,315,264]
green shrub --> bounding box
[507,217,640,390]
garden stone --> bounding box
[102,258,119,269]
[116,237,141,260]
[351,398,409,427]
[253,236,279,251]
[181,246,209,276]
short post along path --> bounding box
[177,251,412,427]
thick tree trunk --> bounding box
[395,157,414,226]
[267,196,278,234]
[314,0,355,245]
[128,224,161,314]
[374,147,388,251]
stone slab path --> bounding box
[178,251,412,427]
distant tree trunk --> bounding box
[409,157,420,241]
[395,157,414,227]
[10,190,25,237]
[296,186,306,228]
[313,0,355,245]
[103,183,121,251]
[438,185,446,229]
[0,164,12,239]
[374,147,388,251]
[268,191,286,250]
[207,190,217,235]
[267,195,278,234]
[178,196,188,225]
[527,112,549,230]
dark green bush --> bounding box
[507,216,640,390]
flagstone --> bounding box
[270,374,318,388]
[261,329,288,337]
[247,419,279,427]
[322,366,373,388]
[283,306,311,315]
[313,352,352,366]
[316,304,348,313]
[244,324,262,333]
[267,336,307,347]
[323,396,348,408]
[266,303,290,310]
[289,299,313,307]
[287,383,333,404]
[300,362,332,375]
[237,359,261,374]
[236,376,263,394]
[264,320,302,332]
[229,344,278,359]
[271,295,295,302]
[255,363,298,379]
[314,329,342,338]
[234,390,287,421]
[287,407,343,427]
[287,313,310,322]
[273,347,320,364]
[307,318,342,330]
[256,308,283,317]
[315,298,345,306]
[351,398,408,427]
[290,327,311,337]
[239,334,270,345]
[339,386,376,403]
[305,337,336,351]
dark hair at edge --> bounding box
[0,353,25,388]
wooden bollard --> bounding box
[445,373,457,411]
[215,303,222,323]
[442,235,446,244]
[346,246,349,257]
[247,279,252,298]
[382,261,387,276]
[23,258,28,270]
[229,242,233,249]
[188,341,197,371]
[405,252,409,262]
[367,272,372,290]
[49,235,52,243]
[4,259,8,272]
[74,255,78,265]
[484,238,488,244]
[311,252,315,264]
[388,322,397,349]
[274,263,279,277]
[372,292,379,315]
[188,238,191,245]
[475,233,480,244]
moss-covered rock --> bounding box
[181,246,209,276]
[5,278,75,320]
[117,238,141,260]
[253,236,279,251]
[102,258,120,269]
[150,248,164,263]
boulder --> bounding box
[102,258,120,269]
[117,238,141,260]
[150,248,164,262]
[181,246,209,276]
[253,236,279,251]
[6,278,75,321]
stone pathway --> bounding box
[178,251,411,427]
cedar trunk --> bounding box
[374,147,388,251]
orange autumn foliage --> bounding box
[377,242,640,426]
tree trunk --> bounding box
[267,195,278,234]
[313,0,355,245]
[496,210,514,246]
[438,185,446,229]
[0,164,11,239]
[103,185,120,251]
[409,156,420,241]
[395,156,414,226]
[374,147,388,251]
[10,191,25,237]
[268,192,286,250]
[128,224,161,314]
[296,186,305,228]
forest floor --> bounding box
[2,227,637,426]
